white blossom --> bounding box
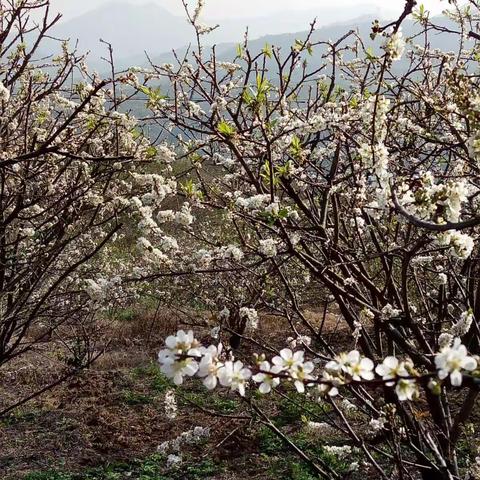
[158,330,201,385]
[175,202,194,226]
[369,417,386,433]
[166,454,182,467]
[438,333,454,349]
[323,445,356,460]
[240,307,259,331]
[258,238,278,257]
[252,361,281,393]
[218,360,252,396]
[272,348,305,372]
[271,348,315,392]
[326,350,374,381]
[437,231,474,259]
[375,356,410,386]
[0,82,10,102]
[395,379,418,401]
[317,372,341,397]
[197,344,224,390]
[451,310,474,337]
[435,338,477,386]
[385,28,405,61]
[164,389,178,420]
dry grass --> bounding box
[4,306,471,480]
[0,310,289,480]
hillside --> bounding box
[46,1,395,71]
[51,1,194,66]
[128,15,465,76]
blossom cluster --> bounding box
[384,28,406,61]
[158,331,478,401]
[399,173,469,224]
[158,425,210,468]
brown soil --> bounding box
[0,310,310,480]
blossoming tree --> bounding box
[3,0,479,478]
[0,0,183,412]
[130,1,480,478]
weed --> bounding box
[24,454,222,480]
[116,308,137,323]
[179,388,240,414]
[275,391,332,427]
[24,473,73,480]
[1,409,42,427]
[258,426,285,455]
[121,390,154,406]
[132,363,173,394]
[257,421,356,477]
[177,459,222,479]
[290,462,321,480]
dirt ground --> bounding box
[0,309,350,480]
[5,308,473,480]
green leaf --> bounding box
[138,85,167,106]
[181,179,204,200]
[293,39,304,52]
[86,116,97,131]
[262,43,272,58]
[145,145,157,159]
[242,88,254,106]
[137,85,150,96]
[289,136,303,159]
[181,179,195,195]
[217,120,236,138]
[365,47,377,61]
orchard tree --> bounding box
[0,0,181,412]
[125,0,480,478]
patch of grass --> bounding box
[133,364,240,414]
[1,408,42,427]
[456,422,477,469]
[104,306,137,323]
[132,363,173,394]
[275,391,332,427]
[150,373,174,394]
[257,422,356,478]
[292,430,355,475]
[177,458,222,479]
[24,473,74,480]
[262,448,322,480]
[131,363,239,413]
[24,454,223,480]
[131,363,157,379]
[290,461,321,480]
[267,457,322,480]
[180,388,240,414]
[258,426,285,455]
[121,390,154,406]
[116,308,137,323]
[104,296,159,324]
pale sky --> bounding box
[50,0,447,22]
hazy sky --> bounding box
[50,0,447,22]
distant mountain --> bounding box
[51,1,194,69]
[213,16,463,67]
[184,16,465,72]
[127,16,413,72]
[123,14,468,101]
[41,1,468,96]
[47,1,395,71]
[202,4,393,44]
[114,13,469,139]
